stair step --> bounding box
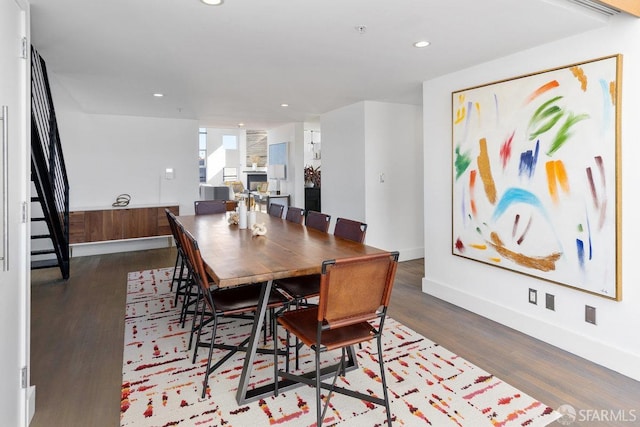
[31,234,51,240]
[31,249,56,256]
[31,259,59,270]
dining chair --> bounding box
[180,226,289,398]
[274,252,400,427]
[304,210,331,232]
[284,206,305,224]
[333,217,368,243]
[268,202,285,218]
[165,209,186,302]
[171,221,203,332]
[276,215,365,307]
[166,209,201,330]
[194,199,227,215]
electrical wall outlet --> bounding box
[529,288,537,305]
[545,293,555,311]
[585,305,597,325]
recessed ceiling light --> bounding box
[237,123,245,127]
[153,93,164,97]
[413,40,431,48]
[201,0,224,5]
[280,103,289,107]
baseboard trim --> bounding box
[397,247,423,262]
[27,385,35,424]
[70,236,173,257]
[422,277,640,382]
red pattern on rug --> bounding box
[121,268,560,426]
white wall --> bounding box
[364,101,423,260]
[321,101,424,260]
[321,103,367,227]
[58,112,199,211]
[422,13,640,380]
[51,83,201,255]
[204,127,242,185]
[268,123,304,207]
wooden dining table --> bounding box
[176,211,388,404]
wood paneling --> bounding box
[598,0,640,17]
[69,205,179,243]
[68,212,85,244]
[124,208,157,239]
[157,206,179,236]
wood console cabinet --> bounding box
[69,205,179,244]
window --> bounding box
[222,134,237,150]
[199,128,207,183]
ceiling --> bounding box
[29,0,611,130]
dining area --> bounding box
[164,203,400,425]
[27,208,589,427]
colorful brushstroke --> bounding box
[528,96,564,142]
[469,170,478,217]
[500,132,514,170]
[477,138,497,204]
[587,155,608,229]
[489,232,562,272]
[491,188,548,224]
[454,94,466,125]
[518,141,540,179]
[570,66,588,91]
[546,112,589,156]
[455,146,472,180]
[524,80,559,104]
[545,160,570,204]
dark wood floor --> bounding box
[30,248,640,426]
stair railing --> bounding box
[31,46,70,279]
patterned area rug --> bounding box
[121,268,560,427]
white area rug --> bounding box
[121,267,560,426]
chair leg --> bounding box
[170,252,180,292]
[189,295,205,355]
[285,329,290,372]
[179,275,194,326]
[377,335,392,427]
[201,315,219,399]
[273,321,280,396]
[181,277,201,328]
[315,347,322,427]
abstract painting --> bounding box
[452,55,621,300]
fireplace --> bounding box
[246,173,267,191]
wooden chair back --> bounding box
[194,199,227,215]
[334,217,367,243]
[165,209,182,249]
[285,206,305,224]
[318,252,399,329]
[305,211,331,233]
[268,203,285,218]
[179,224,211,294]
[173,222,195,277]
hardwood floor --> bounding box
[30,249,640,426]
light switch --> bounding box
[165,168,174,180]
